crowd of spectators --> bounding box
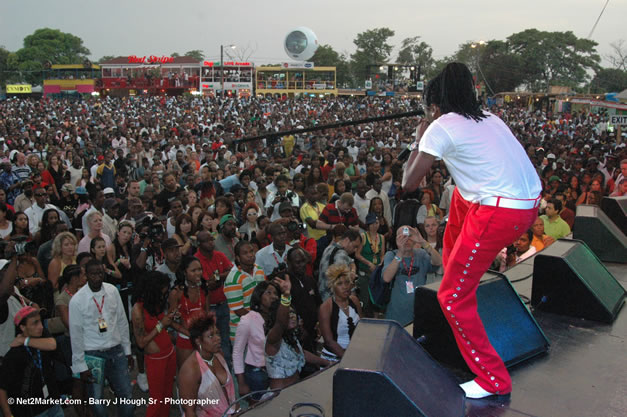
[0,93,625,417]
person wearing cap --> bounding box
[69,258,134,417]
[156,238,183,289]
[214,214,239,264]
[0,304,61,417]
[402,63,541,399]
[13,179,35,213]
[102,198,120,241]
[59,182,78,219]
[96,151,116,190]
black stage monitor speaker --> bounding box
[573,205,627,263]
[600,195,627,234]
[532,239,626,323]
[413,272,549,373]
[333,319,465,417]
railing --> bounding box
[256,80,335,90]
[99,77,200,89]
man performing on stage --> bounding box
[402,62,541,399]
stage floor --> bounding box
[243,259,627,417]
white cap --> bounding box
[103,187,115,195]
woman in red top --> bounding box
[169,256,209,368]
[132,271,178,417]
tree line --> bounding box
[1,27,626,94]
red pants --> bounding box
[145,347,177,417]
[438,188,537,394]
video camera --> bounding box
[269,262,288,280]
[136,216,165,240]
[0,235,37,257]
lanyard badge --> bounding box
[93,296,108,333]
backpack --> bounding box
[368,261,393,308]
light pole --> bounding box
[470,41,494,97]
[220,44,236,97]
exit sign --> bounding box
[610,115,627,126]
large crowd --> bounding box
[0,93,626,417]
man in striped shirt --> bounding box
[223,241,266,341]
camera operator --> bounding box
[132,216,166,272]
[255,222,292,277]
[265,175,300,221]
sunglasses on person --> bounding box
[35,192,46,197]
[247,212,258,217]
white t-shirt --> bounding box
[419,112,541,203]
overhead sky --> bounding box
[1,0,624,66]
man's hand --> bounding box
[543,235,556,247]
[80,370,95,383]
[238,381,251,398]
[10,334,26,348]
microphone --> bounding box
[397,141,419,162]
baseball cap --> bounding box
[103,187,115,195]
[219,214,235,226]
[75,186,88,195]
[162,238,182,250]
[14,305,38,326]
[365,213,378,225]
[278,201,293,214]
[61,183,75,193]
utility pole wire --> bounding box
[588,0,610,39]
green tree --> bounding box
[311,44,351,87]
[171,52,181,57]
[0,46,18,87]
[589,68,627,93]
[350,27,395,85]
[98,55,117,63]
[397,36,434,78]
[184,50,204,61]
[507,29,601,91]
[14,28,90,85]
[452,40,525,93]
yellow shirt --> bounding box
[300,202,326,240]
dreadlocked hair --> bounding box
[135,271,170,317]
[425,62,486,122]
[263,300,302,354]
